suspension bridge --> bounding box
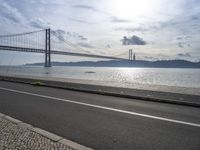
[0,28,128,67]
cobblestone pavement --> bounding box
[0,117,76,150]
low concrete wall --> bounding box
[0,75,199,107]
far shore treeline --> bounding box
[26,60,200,68]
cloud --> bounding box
[72,4,109,16]
[109,16,130,23]
[176,37,183,40]
[121,35,147,45]
[159,11,200,36]
[51,29,66,42]
[69,18,94,24]
[178,42,184,48]
[65,32,88,41]
[176,35,192,48]
[177,53,191,57]
[78,42,94,48]
[116,25,158,33]
[176,36,190,40]
[78,35,87,41]
[73,4,97,12]
[106,44,111,48]
[191,16,199,20]
[0,0,199,63]
[51,29,88,43]
[116,27,148,33]
[0,1,25,23]
[29,18,48,29]
[177,41,191,48]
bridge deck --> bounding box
[0,45,126,60]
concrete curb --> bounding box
[0,75,200,107]
[0,112,93,150]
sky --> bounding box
[0,0,200,65]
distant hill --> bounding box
[26,60,200,68]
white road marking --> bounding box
[0,86,200,128]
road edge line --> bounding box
[0,86,200,128]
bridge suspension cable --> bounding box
[112,51,128,57]
[0,28,128,67]
[0,29,46,49]
[50,30,89,53]
[51,30,127,59]
[0,29,45,37]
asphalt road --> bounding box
[0,80,199,150]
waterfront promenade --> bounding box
[0,78,200,150]
[0,74,200,107]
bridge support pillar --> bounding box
[45,28,51,67]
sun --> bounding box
[108,0,157,20]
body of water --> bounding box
[0,66,200,88]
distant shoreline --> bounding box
[26,59,200,68]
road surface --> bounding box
[0,80,199,150]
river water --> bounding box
[0,66,200,89]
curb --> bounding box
[0,75,200,107]
[0,112,93,150]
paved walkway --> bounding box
[0,115,87,150]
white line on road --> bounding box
[0,86,200,128]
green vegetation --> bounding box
[31,81,45,86]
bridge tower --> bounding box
[45,28,51,67]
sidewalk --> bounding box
[0,113,92,150]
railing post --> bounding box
[45,28,51,67]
